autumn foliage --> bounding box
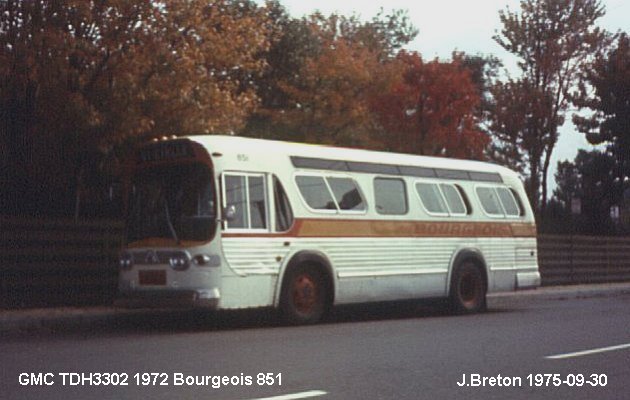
[273,16,383,147]
[1,0,272,215]
[492,0,609,213]
[371,52,488,159]
[260,12,488,157]
[1,0,490,216]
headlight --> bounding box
[169,253,190,271]
[119,252,134,270]
[193,254,221,267]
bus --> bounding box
[117,135,540,324]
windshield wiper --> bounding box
[164,201,180,245]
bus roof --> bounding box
[186,135,519,180]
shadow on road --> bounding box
[1,299,519,341]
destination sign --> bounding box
[138,141,194,163]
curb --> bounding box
[489,281,630,301]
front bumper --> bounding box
[115,288,220,309]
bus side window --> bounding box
[476,186,503,217]
[416,182,448,215]
[475,185,523,218]
[224,173,268,230]
[295,174,366,212]
[296,175,336,210]
[509,188,526,217]
[374,177,408,215]
[440,183,468,216]
[496,187,522,217]
[454,184,473,215]
[327,177,365,211]
[224,175,248,228]
[273,176,294,232]
[248,175,267,229]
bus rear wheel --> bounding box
[280,265,328,325]
[449,261,487,314]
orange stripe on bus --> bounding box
[223,219,537,239]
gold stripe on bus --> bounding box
[222,219,536,239]
[294,219,535,238]
[509,223,537,237]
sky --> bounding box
[265,0,630,191]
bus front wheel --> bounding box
[449,261,487,314]
[280,265,328,325]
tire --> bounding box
[449,261,487,314]
[280,264,328,325]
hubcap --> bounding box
[459,270,480,308]
[292,274,318,314]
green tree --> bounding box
[573,33,630,184]
[460,53,501,113]
[492,0,609,214]
[241,2,320,140]
[553,159,580,210]
[551,150,619,234]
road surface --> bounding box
[1,293,629,400]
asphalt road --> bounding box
[1,293,629,400]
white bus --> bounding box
[118,135,540,324]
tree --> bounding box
[241,2,321,140]
[0,0,273,216]
[458,52,502,127]
[1,0,162,214]
[260,10,417,147]
[322,8,418,62]
[553,159,580,210]
[492,0,609,214]
[551,150,619,234]
[487,78,556,206]
[277,35,380,146]
[573,33,630,184]
[372,51,489,159]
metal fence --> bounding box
[2,218,630,309]
[537,234,630,286]
[0,217,123,308]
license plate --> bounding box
[139,270,167,286]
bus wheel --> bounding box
[280,265,327,325]
[449,261,487,314]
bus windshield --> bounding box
[126,163,216,244]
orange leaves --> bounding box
[1,1,497,215]
[371,52,488,159]
[113,0,272,138]
[0,0,273,149]
[0,0,276,215]
[1,1,491,161]
[273,24,382,146]
[265,12,486,159]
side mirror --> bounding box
[223,204,237,222]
